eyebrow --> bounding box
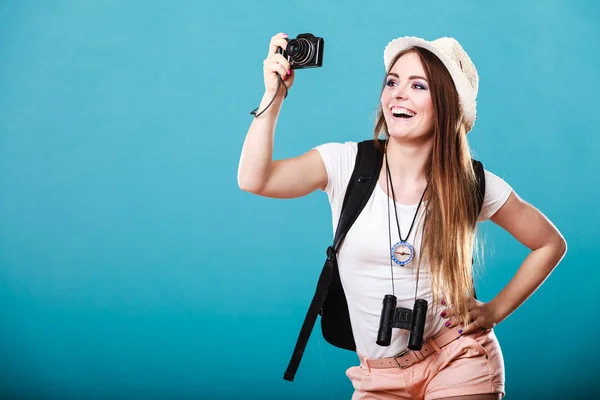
[386,72,428,81]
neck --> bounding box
[385,136,432,184]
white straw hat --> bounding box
[383,36,479,132]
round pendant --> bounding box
[391,241,414,266]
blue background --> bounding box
[1,0,598,399]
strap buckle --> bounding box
[326,246,336,259]
[392,349,411,370]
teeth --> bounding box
[391,107,415,117]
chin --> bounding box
[387,129,432,143]
[385,119,433,142]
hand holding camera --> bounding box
[262,32,324,97]
[263,32,295,97]
[251,32,324,118]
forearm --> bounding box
[489,238,567,324]
[237,92,285,192]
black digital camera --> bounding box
[276,33,324,70]
[376,295,428,350]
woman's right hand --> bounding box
[263,32,295,97]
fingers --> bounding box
[441,311,468,328]
[443,316,458,329]
[268,32,289,57]
[440,297,480,318]
[440,306,457,329]
[440,298,489,334]
[264,53,291,81]
[440,305,454,319]
[459,318,483,334]
[443,314,482,332]
[267,53,291,72]
[264,60,287,80]
[441,306,479,329]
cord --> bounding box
[249,73,288,118]
[385,143,428,300]
[385,151,395,296]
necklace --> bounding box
[385,149,427,267]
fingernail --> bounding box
[441,300,446,305]
[458,329,463,334]
[287,69,291,75]
[445,321,451,327]
[441,312,446,317]
[283,33,288,37]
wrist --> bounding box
[263,89,286,103]
[488,297,507,325]
[249,90,285,119]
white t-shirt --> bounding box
[314,141,512,359]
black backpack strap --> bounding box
[471,159,485,300]
[472,159,485,218]
[283,139,384,382]
[333,140,384,250]
[282,245,336,382]
[320,140,384,351]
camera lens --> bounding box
[286,38,315,66]
[287,41,300,56]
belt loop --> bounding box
[414,351,425,361]
[428,337,442,354]
[359,354,371,373]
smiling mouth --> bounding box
[390,107,416,119]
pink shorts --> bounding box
[346,327,505,399]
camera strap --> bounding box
[250,75,288,118]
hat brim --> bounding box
[383,37,476,131]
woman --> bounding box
[237,33,567,400]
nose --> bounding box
[391,83,408,100]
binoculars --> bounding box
[376,295,428,350]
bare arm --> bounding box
[238,95,327,198]
[237,91,284,193]
[237,33,328,199]
[488,191,567,324]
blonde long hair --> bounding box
[374,47,482,324]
